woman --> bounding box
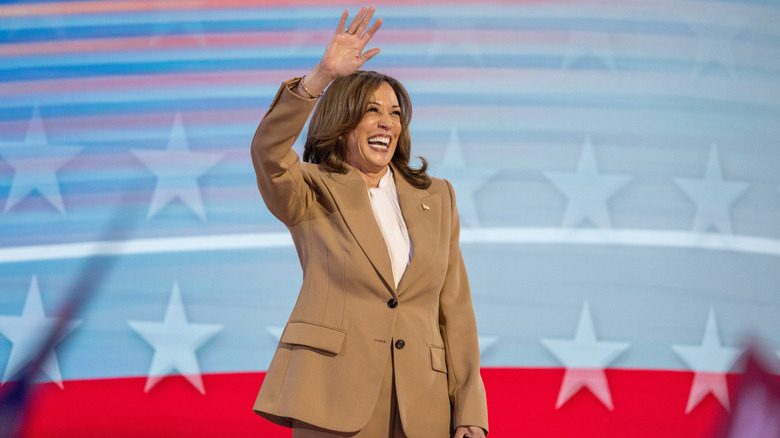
[250,7,488,438]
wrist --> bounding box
[300,63,336,97]
[298,75,323,98]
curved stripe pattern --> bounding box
[0,3,779,434]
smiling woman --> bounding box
[345,82,403,186]
[302,70,431,191]
[248,6,488,438]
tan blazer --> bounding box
[251,79,488,437]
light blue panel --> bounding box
[0,0,779,385]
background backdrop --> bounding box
[1,0,779,436]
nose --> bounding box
[378,111,393,130]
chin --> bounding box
[373,159,393,168]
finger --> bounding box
[346,6,368,34]
[361,17,382,41]
[355,6,375,35]
[334,9,348,35]
[360,48,381,63]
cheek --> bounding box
[345,131,359,155]
[392,130,403,151]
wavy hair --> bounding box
[303,70,431,190]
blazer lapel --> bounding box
[320,168,396,294]
[394,167,441,295]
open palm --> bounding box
[319,7,383,79]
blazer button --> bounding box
[395,339,405,350]
[387,298,398,309]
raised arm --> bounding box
[251,8,383,225]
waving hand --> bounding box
[320,7,383,78]
[297,7,383,98]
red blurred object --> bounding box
[716,349,780,438]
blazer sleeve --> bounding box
[439,179,490,434]
[250,78,319,226]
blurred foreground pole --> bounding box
[0,376,32,437]
[0,205,130,436]
[716,347,780,438]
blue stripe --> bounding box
[1,15,741,44]
[0,92,776,128]
[3,53,779,84]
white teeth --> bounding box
[367,136,390,150]
[368,136,390,145]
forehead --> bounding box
[368,82,400,106]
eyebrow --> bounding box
[368,101,400,108]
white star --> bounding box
[559,0,619,71]
[672,307,742,413]
[148,1,208,46]
[131,113,223,221]
[540,302,630,410]
[692,32,739,79]
[478,335,498,356]
[436,125,498,227]
[0,106,83,214]
[686,13,748,79]
[543,135,632,228]
[562,29,616,71]
[128,282,222,394]
[0,276,81,388]
[267,326,283,342]
[426,15,484,66]
[674,143,748,234]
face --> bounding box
[345,82,403,176]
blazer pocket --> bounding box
[430,345,447,373]
[281,321,346,355]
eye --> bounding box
[367,106,380,113]
[391,110,402,117]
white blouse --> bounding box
[367,168,412,288]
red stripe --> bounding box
[0,32,330,58]
[0,70,298,97]
[483,368,731,438]
[0,0,560,18]
[13,368,731,437]
[0,67,540,99]
[0,30,561,59]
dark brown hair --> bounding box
[303,70,431,189]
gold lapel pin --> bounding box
[421,203,430,212]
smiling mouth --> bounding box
[367,135,391,151]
